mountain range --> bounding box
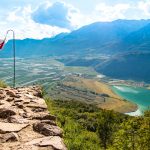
[1,19,150,82]
[1,19,150,57]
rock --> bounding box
[0,93,5,99]
[0,102,11,109]
[33,123,63,137]
[31,107,46,112]
[0,86,66,150]
[32,113,56,121]
[15,145,54,150]
[6,97,14,102]
[33,91,42,98]
[0,90,4,94]
[0,122,29,133]
[15,94,21,98]
[15,102,24,109]
[41,120,57,126]
[7,115,29,124]
[0,132,19,143]
[6,90,16,97]
[27,104,47,109]
[25,136,67,150]
[23,99,31,104]
[0,108,16,119]
[25,94,34,99]
[14,99,23,103]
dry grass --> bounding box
[64,77,137,113]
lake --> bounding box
[111,85,150,116]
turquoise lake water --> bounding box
[111,85,150,115]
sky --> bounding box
[1,0,150,39]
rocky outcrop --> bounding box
[0,86,67,150]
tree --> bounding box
[97,111,116,150]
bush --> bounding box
[0,80,7,88]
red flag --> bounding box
[0,39,5,49]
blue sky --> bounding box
[0,0,150,39]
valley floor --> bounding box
[47,76,137,113]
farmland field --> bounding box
[0,57,98,87]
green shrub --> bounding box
[0,80,7,88]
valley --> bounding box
[1,57,149,115]
[1,19,150,116]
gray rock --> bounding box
[33,123,63,137]
[32,113,56,121]
[41,120,57,126]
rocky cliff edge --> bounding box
[0,86,67,150]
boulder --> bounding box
[0,108,16,119]
[25,136,67,150]
[0,132,19,143]
[33,123,63,137]
[7,115,29,124]
[0,122,29,133]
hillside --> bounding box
[46,98,150,150]
[95,52,150,82]
[1,19,150,58]
[111,23,150,53]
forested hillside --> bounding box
[46,98,150,150]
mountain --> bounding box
[1,19,150,58]
[114,23,150,52]
[95,52,150,83]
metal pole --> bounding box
[12,31,16,88]
[6,30,16,87]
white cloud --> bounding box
[1,0,150,40]
[138,1,150,16]
[0,5,69,40]
[92,1,150,21]
[94,3,130,21]
[32,2,72,29]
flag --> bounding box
[0,39,5,49]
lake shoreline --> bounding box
[125,108,142,116]
[111,85,150,116]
